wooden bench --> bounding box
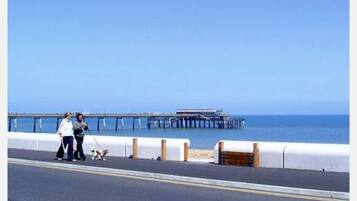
[218,142,260,167]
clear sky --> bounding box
[8,0,349,114]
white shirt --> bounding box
[56,119,74,137]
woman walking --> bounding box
[56,112,76,161]
[73,112,88,160]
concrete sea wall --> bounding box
[8,132,349,172]
[8,132,190,161]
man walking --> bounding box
[73,113,88,160]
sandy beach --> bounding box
[189,149,214,159]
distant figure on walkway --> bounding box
[73,113,88,161]
[56,112,76,161]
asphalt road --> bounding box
[8,163,315,201]
[9,148,349,192]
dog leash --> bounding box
[87,128,103,150]
[81,117,103,150]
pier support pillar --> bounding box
[132,118,136,130]
[8,118,12,132]
[147,118,151,129]
[33,118,37,133]
[161,139,167,161]
[14,118,17,131]
[97,118,100,131]
[56,118,60,131]
[115,118,119,131]
[138,118,141,128]
[39,118,42,132]
[121,118,125,128]
[102,118,106,130]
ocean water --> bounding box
[9,115,349,149]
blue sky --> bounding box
[8,0,349,114]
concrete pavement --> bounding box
[8,148,349,192]
[9,163,316,201]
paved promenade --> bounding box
[9,163,315,201]
[8,148,349,193]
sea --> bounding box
[9,115,349,149]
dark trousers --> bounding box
[56,136,74,161]
[74,136,86,160]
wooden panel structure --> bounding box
[219,151,255,166]
[218,141,224,164]
[218,142,260,167]
[184,142,189,162]
[253,143,260,168]
[132,138,138,160]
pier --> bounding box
[7,109,245,132]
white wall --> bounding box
[214,140,349,172]
[8,132,190,161]
[284,143,349,172]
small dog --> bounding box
[91,147,109,161]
